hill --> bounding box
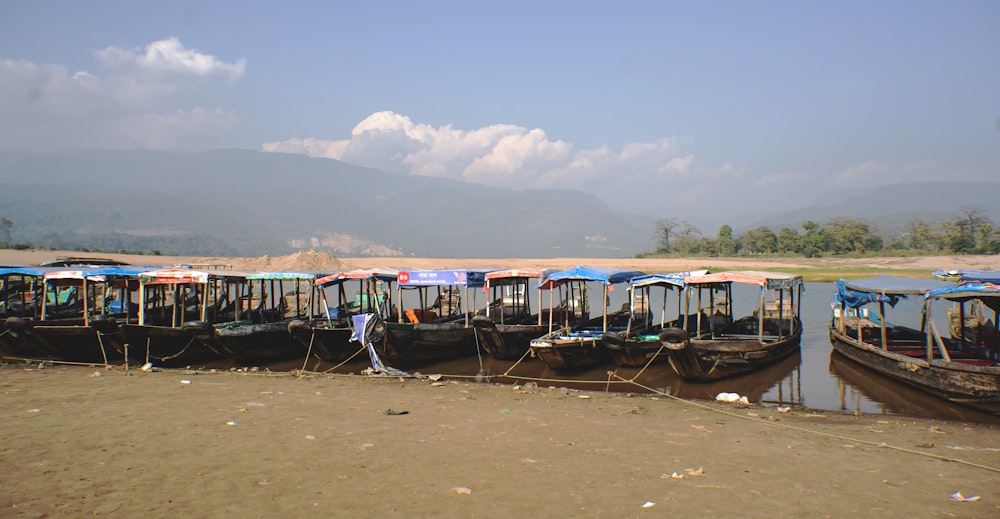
[0,149,651,258]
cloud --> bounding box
[96,37,246,84]
[0,38,245,150]
[263,111,696,201]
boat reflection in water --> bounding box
[828,351,1000,424]
[379,349,805,407]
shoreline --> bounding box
[2,249,998,281]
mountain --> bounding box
[0,149,653,258]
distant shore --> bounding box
[2,249,997,281]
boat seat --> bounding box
[404,308,437,324]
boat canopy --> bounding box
[628,270,708,290]
[246,271,318,281]
[484,268,551,281]
[139,268,212,285]
[685,270,802,290]
[834,275,955,308]
[0,266,70,277]
[315,268,400,287]
[933,269,1000,284]
[925,282,1000,311]
[537,266,645,289]
[397,269,497,288]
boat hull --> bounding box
[829,326,1000,414]
[375,321,482,368]
[2,317,128,365]
[123,322,231,368]
[665,326,802,381]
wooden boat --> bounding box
[288,268,398,365]
[212,270,319,365]
[932,269,1000,348]
[663,271,803,381]
[602,271,707,368]
[529,266,645,371]
[476,268,554,360]
[829,275,1000,415]
[124,267,240,367]
[1,266,129,365]
[378,269,501,368]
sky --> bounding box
[2,1,998,230]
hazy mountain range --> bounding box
[1,149,996,258]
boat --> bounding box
[477,268,555,360]
[376,269,501,368]
[932,270,1000,348]
[212,270,320,365]
[288,267,399,365]
[602,271,706,368]
[662,270,803,381]
[124,267,241,367]
[529,266,645,371]
[830,275,1000,414]
[2,266,130,365]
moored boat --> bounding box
[662,271,803,381]
[529,266,645,371]
[378,269,501,368]
[829,275,1000,415]
[477,268,554,360]
[288,267,399,365]
[124,267,240,367]
[602,271,706,368]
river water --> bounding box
[277,281,998,424]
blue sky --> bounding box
[2,1,998,227]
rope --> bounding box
[299,331,316,374]
[321,343,368,373]
[609,372,1000,474]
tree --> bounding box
[943,206,994,253]
[739,226,777,254]
[715,225,738,255]
[653,218,680,253]
[776,227,801,254]
[822,217,883,254]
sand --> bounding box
[1,364,998,518]
[2,249,1000,516]
[2,248,999,275]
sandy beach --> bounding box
[2,249,1000,517]
[0,364,998,518]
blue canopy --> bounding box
[834,275,955,308]
[926,282,1000,300]
[627,272,695,290]
[538,266,645,288]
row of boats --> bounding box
[1,260,998,414]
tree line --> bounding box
[645,206,1000,258]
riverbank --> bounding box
[1,364,998,517]
[2,249,998,281]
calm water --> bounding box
[277,281,998,424]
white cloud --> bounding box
[262,111,697,202]
[96,37,246,84]
[0,38,245,150]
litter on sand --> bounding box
[950,492,981,502]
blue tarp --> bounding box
[539,266,646,288]
[834,275,956,308]
[627,272,689,289]
[926,282,1000,300]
